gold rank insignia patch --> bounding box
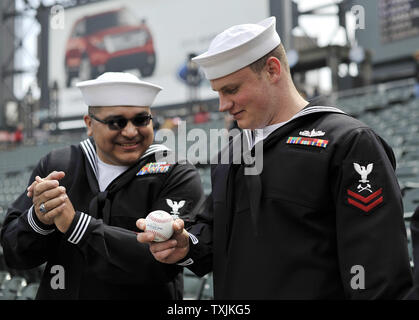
[137,162,172,175]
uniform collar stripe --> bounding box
[295,106,345,118]
[140,144,171,160]
[83,140,98,170]
[244,130,252,149]
[146,144,169,152]
[242,106,344,149]
[80,140,98,178]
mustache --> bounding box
[115,136,144,144]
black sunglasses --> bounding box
[89,113,153,131]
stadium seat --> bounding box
[405,220,414,264]
[0,206,6,226]
[391,125,418,138]
[0,276,27,300]
[392,147,405,163]
[21,264,45,284]
[403,188,419,214]
[363,94,388,111]
[404,135,419,147]
[183,268,207,300]
[403,148,419,162]
[0,271,11,287]
[397,163,419,189]
[17,282,39,300]
[0,247,7,271]
[200,273,214,300]
[358,112,379,127]
[387,87,413,104]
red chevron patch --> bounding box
[347,188,382,203]
[347,188,383,212]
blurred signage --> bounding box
[48,0,269,117]
[379,0,419,43]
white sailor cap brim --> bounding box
[192,17,281,80]
[76,72,162,107]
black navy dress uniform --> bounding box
[0,138,204,299]
[183,101,413,299]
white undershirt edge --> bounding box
[248,105,345,149]
[97,157,129,191]
[252,121,286,148]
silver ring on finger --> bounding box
[39,202,48,214]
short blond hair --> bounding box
[249,44,290,74]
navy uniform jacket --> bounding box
[0,138,205,299]
[185,103,413,299]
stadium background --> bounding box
[0,0,418,300]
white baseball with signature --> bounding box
[145,210,174,242]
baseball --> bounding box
[145,210,174,242]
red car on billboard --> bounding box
[64,8,156,87]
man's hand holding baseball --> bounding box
[136,218,190,264]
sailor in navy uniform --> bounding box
[1,73,204,299]
[137,18,413,299]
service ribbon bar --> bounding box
[286,137,329,148]
[137,162,171,175]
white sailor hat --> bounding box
[192,17,281,80]
[76,72,162,107]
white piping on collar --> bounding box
[244,105,346,149]
[244,130,253,151]
[291,106,345,119]
[140,144,170,160]
[80,139,99,178]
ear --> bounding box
[83,114,93,136]
[265,57,281,83]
